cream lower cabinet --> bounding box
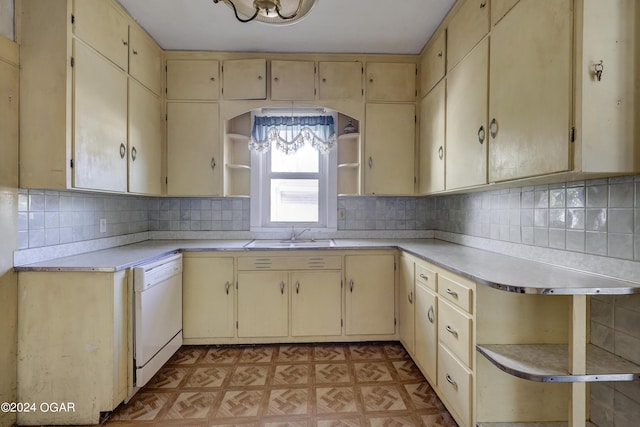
[237,270,289,338]
[182,254,235,343]
[291,271,342,337]
[345,253,396,335]
[398,253,415,354]
[17,270,129,425]
[166,102,222,196]
[414,260,438,385]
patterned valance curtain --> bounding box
[249,115,337,154]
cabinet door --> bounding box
[271,60,316,101]
[183,256,234,339]
[129,25,162,96]
[491,0,520,26]
[166,102,221,196]
[398,255,415,354]
[488,0,571,181]
[447,0,489,71]
[237,271,288,338]
[73,41,128,193]
[415,283,437,384]
[420,30,446,97]
[73,0,129,70]
[222,58,267,100]
[366,62,416,102]
[291,271,342,337]
[128,79,161,195]
[345,254,395,336]
[364,103,415,195]
[0,58,18,188]
[166,59,219,100]
[318,61,362,100]
[446,38,488,190]
[419,80,446,194]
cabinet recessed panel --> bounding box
[237,271,289,338]
[291,271,342,337]
[318,61,362,100]
[271,60,316,101]
[222,59,267,100]
[366,62,416,102]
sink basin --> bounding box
[245,239,335,248]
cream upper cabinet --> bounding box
[73,41,128,193]
[491,0,520,26]
[364,103,415,195]
[398,254,415,355]
[128,79,162,195]
[182,255,235,341]
[488,0,571,182]
[0,48,18,188]
[72,0,129,70]
[166,102,221,196]
[129,25,163,96]
[446,38,488,190]
[366,62,416,102]
[318,61,362,100]
[420,29,446,97]
[344,253,395,336]
[447,0,489,72]
[271,60,316,101]
[166,59,220,100]
[419,80,446,194]
[237,271,289,338]
[222,58,267,100]
[291,271,342,337]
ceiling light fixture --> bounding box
[212,0,317,24]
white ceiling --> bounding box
[117,0,456,54]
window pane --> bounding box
[271,143,319,173]
[270,179,319,222]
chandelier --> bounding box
[212,0,318,24]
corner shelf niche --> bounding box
[337,114,361,196]
[224,113,251,197]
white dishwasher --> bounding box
[133,253,183,389]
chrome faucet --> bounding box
[290,227,310,241]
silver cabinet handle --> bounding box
[438,146,444,160]
[427,305,434,324]
[478,125,485,144]
[132,49,138,55]
[295,281,299,294]
[408,290,413,304]
[437,51,443,58]
[446,288,459,298]
[211,157,216,170]
[419,273,429,281]
[225,281,230,294]
[119,143,126,159]
[489,118,498,139]
[446,325,458,337]
[210,77,216,81]
[349,279,353,292]
[122,40,128,46]
[274,77,279,82]
[257,75,263,80]
[480,2,487,8]
[280,281,285,294]
[446,374,457,388]
[322,78,327,83]
[368,157,373,168]
[131,146,137,161]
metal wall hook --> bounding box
[594,60,604,81]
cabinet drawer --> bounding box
[415,262,437,291]
[438,272,474,313]
[438,299,473,367]
[238,256,342,271]
[438,344,472,427]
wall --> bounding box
[432,174,640,427]
[0,0,12,41]
[0,28,18,427]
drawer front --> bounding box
[415,262,437,291]
[238,256,342,271]
[438,273,473,313]
[438,299,473,367]
[438,344,473,427]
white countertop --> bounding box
[14,238,640,295]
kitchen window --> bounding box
[249,112,338,231]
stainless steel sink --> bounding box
[244,239,335,248]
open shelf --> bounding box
[224,114,252,197]
[477,344,640,383]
